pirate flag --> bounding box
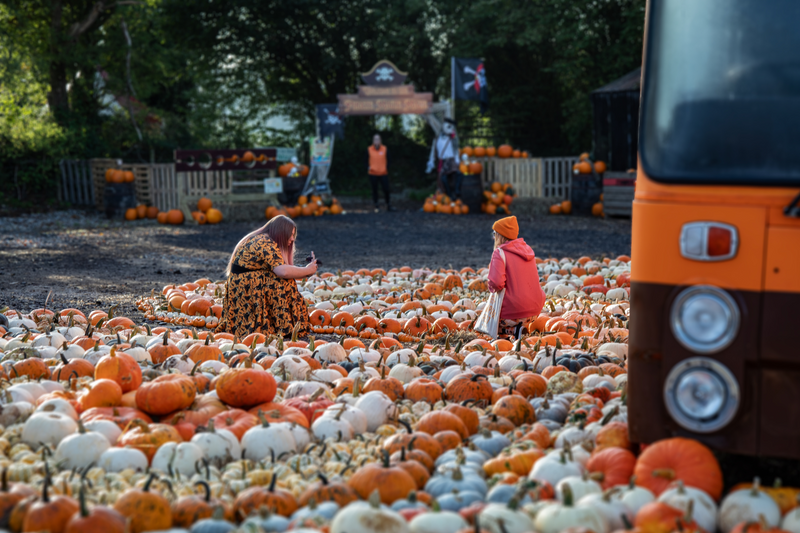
[316,104,345,139]
[452,57,489,113]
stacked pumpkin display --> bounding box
[191,198,224,225]
[4,254,799,533]
[278,162,310,178]
[124,204,159,222]
[422,193,470,215]
[565,152,607,218]
[481,182,516,215]
[462,146,530,160]
[268,195,344,219]
[104,168,136,184]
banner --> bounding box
[316,104,345,139]
[310,136,333,167]
[452,57,489,113]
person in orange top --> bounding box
[367,134,394,212]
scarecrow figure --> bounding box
[426,118,463,199]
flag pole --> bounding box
[450,56,456,122]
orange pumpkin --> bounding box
[22,472,79,533]
[633,437,723,500]
[166,209,184,225]
[497,145,513,158]
[234,475,298,518]
[347,451,416,505]
[445,373,493,403]
[78,379,123,411]
[215,356,277,408]
[114,473,172,533]
[95,347,142,393]
[136,374,197,416]
[586,447,636,490]
[197,197,212,212]
[118,420,183,462]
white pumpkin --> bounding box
[282,346,312,358]
[198,360,228,373]
[54,424,111,469]
[529,451,583,486]
[578,491,633,531]
[439,366,471,384]
[347,348,382,364]
[98,446,149,472]
[270,355,310,381]
[312,413,354,441]
[38,381,64,394]
[355,391,397,431]
[33,331,67,348]
[278,422,312,451]
[191,423,241,466]
[284,381,328,399]
[535,484,610,533]
[556,475,602,502]
[719,483,781,533]
[782,506,800,533]
[316,343,347,363]
[9,382,47,401]
[161,353,195,373]
[320,404,368,434]
[56,343,86,360]
[22,411,78,447]
[612,480,655,515]
[82,419,122,445]
[35,398,78,419]
[385,349,416,367]
[389,364,424,384]
[348,365,380,382]
[658,483,718,533]
[408,509,468,533]
[478,502,536,533]
[241,419,297,462]
[331,498,409,533]
[152,441,206,476]
[0,401,34,426]
[122,346,152,363]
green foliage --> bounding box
[0,0,645,205]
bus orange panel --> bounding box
[763,227,800,293]
[631,200,767,291]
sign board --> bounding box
[263,178,283,194]
[273,147,297,162]
[310,137,333,167]
[174,149,276,172]
[337,60,433,116]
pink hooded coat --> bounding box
[487,238,546,320]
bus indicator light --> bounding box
[680,222,738,262]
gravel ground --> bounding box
[0,200,630,320]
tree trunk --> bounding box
[47,0,69,125]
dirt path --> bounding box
[0,204,631,319]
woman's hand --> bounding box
[305,251,318,276]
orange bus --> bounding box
[629,0,800,459]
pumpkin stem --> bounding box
[317,472,329,485]
[652,468,676,480]
[256,410,270,428]
[195,480,211,502]
[268,471,277,492]
[381,448,391,468]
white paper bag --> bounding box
[474,249,506,339]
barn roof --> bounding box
[592,68,642,94]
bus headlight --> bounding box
[664,357,739,433]
[670,285,740,353]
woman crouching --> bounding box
[216,215,316,338]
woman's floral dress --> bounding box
[215,234,310,339]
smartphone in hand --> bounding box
[306,255,322,266]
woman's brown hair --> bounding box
[225,215,296,276]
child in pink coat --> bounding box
[487,216,546,338]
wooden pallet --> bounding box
[59,160,95,206]
[478,158,542,197]
[90,159,121,210]
[90,159,157,209]
[476,156,579,199]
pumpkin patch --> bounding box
[0,253,791,533]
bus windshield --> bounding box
[640,0,800,186]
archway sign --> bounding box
[337,60,433,115]
[303,61,449,198]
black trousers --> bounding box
[369,174,391,206]
[441,171,464,199]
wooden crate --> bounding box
[150,165,180,212]
[90,159,155,209]
[90,159,121,210]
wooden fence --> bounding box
[478,156,579,199]
[58,160,95,206]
